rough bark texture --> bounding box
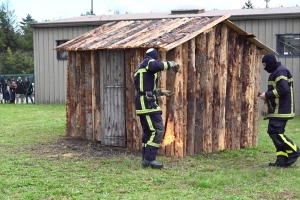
[91,51,101,141]
[252,50,261,146]
[202,30,214,153]
[66,51,76,137]
[194,33,206,154]
[158,51,167,156]
[186,38,196,155]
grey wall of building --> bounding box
[232,18,300,115]
[33,25,98,104]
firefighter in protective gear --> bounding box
[259,53,300,167]
[134,48,178,169]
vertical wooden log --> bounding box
[173,44,184,157]
[75,51,86,139]
[125,49,134,152]
[219,24,228,150]
[225,29,241,150]
[158,51,167,156]
[202,30,214,153]
[252,50,262,147]
[91,51,101,141]
[186,38,196,155]
[195,33,206,154]
[240,41,255,148]
[234,35,244,150]
[212,25,228,152]
[165,48,176,157]
[182,42,188,157]
[83,51,93,140]
[212,25,221,152]
[131,48,145,152]
[66,51,76,137]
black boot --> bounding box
[142,159,163,169]
[269,155,287,167]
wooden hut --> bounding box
[55,15,277,157]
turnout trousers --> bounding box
[138,113,165,161]
[268,119,300,166]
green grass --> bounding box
[1,104,300,199]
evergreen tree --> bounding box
[242,0,254,9]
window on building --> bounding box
[56,40,69,60]
[277,34,300,57]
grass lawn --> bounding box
[1,104,300,199]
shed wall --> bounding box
[232,18,300,115]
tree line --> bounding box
[0,1,34,75]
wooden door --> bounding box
[100,50,126,147]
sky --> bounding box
[7,0,300,23]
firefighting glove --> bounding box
[156,88,173,97]
[261,101,268,117]
[168,61,179,72]
[161,89,173,97]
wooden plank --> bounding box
[240,41,255,148]
[182,42,188,157]
[125,49,134,151]
[194,33,206,154]
[75,51,80,137]
[252,49,261,147]
[131,48,145,151]
[201,30,214,153]
[76,52,86,139]
[186,38,196,155]
[164,48,176,157]
[91,51,101,141]
[162,15,231,51]
[83,51,93,141]
[158,51,167,156]
[212,25,221,152]
[99,51,107,143]
[234,35,244,150]
[219,24,228,150]
[66,51,76,137]
[225,29,238,150]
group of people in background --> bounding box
[0,76,34,104]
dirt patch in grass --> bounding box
[29,136,141,159]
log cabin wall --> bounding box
[65,22,263,156]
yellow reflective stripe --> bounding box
[279,134,297,151]
[274,76,293,83]
[140,70,144,92]
[274,97,279,114]
[286,150,293,154]
[268,81,276,88]
[267,113,295,118]
[145,59,155,70]
[291,86,294,115]
[146,115,160,147]
[272,89,279,98]
[276,151,288,157]
[134,68,147,77]
[142,143,147,147]
[154,73,157,91]
[135,107,162,115]
[140,96,146,110]
[163,61,168,70]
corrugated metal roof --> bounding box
[55,15,277,55]
[32,6,300,27]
